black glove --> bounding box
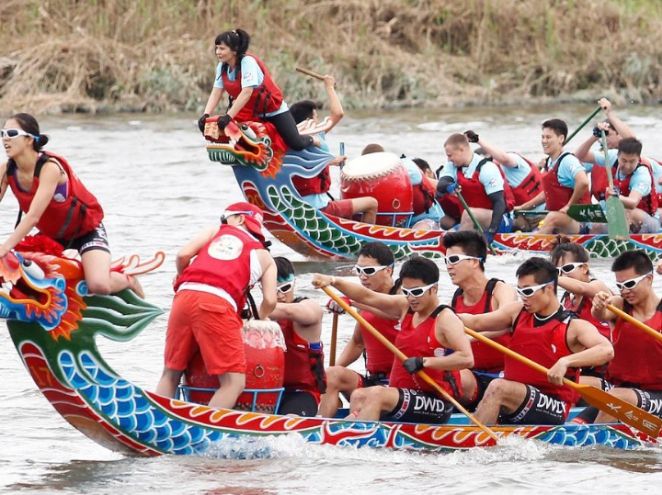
[217,114,232,130]
[197,113,210,133]
[464,130,479,143]
[402,356,425,374]
[592,126,608,138]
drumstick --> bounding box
[296,67,325,81]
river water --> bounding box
[1,107,661,494]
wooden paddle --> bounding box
[607,303,662,344]
[329,313,339,366]
[456,190,497,256]
[322,286,500,442]
[565,105,602,145]
[464,326,662,438]
[296,66,325,81]
[600,130,630,240]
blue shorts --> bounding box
[498,213,514,233]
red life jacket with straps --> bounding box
[220,52,284,122]
[292,166,331,196]
[437,194,464,221]
[615,162,659,215]
[388,305,462,398]
[451,278,511,372]
[174,224,262,310]
[6,151,104,242]
[278,301,326,400]
[359,308,400,375]
[456,157,516,211]
[503,153,544,206]
[505,308,580,405]
[412,176,437,215]
[560,289,611,340]
[541,152,591,211]
[607,299,662,391]
[590,156,617,202]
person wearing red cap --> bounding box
[156,201,277,409]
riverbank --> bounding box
[1,0,660,115]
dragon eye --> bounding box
[242,126,257,140]
[22,259,45,279]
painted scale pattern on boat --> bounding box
[206,124,662,261]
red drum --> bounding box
[341,152,413,227]
[182,320,285,412]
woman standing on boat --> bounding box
[0,113,141,296]
[550,241,613,345]
[198,28,319,150]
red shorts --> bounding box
[322,199,354,219]
[164,290,245,375]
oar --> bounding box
[607,304,662,344]
[456,190,497,256]
[601,130,630,240]
[464,327,662,437]
[513,205,607,223]
[296,66,325,81]
[329,313,339,366]
[322,286,500,442]
[565,105,602,145]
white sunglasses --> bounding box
[401,282,437,298]
[353,264,391,277]
[557,262,585,275]
[615,272,652,292]
[1,128,37,139]
[444,254,483,265]
[516,281,554,298]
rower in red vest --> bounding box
[589,251,662,422]
[460,258,613,425]
[197,28,319,151]
[437,133,515,246]
[156,202,277,409]
[319,242,401,418]
[1,113,142,296]
[312,257,474,424]
[535,119,591,235]
[268,257,325,416]
[443,231,517,406]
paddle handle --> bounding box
[607,304,662,343]
[456,191,497,256]
[322,287,499,442]
[565,105,602,145]
[329,313,339,366]
[296,66,325,81]
[600,131,616,189]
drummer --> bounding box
[289,76,377,224]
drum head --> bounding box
[243,319,286,350]
[342,151,401,179]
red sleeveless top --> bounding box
[359,309,399,375]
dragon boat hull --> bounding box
[204,123,662,262]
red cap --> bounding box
[224,202,267,244]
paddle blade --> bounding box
[576,383,661,437]
[567,204,607,223]
[605,197,630,240]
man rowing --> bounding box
[318,242,400,418]
[583,251,662,422]
[269,257,325,416]
[437,133,515,245]
[443,231,517,406]
[459,257,613,425]
[312,257,474,424]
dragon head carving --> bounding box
[205,119,285,177]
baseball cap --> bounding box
[223,202,267,244]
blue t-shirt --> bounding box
[651,158,662,194]
[547,152,585,189]
[213,55,288,117]
[501,153,532,188]
[592,147,618,168]
[440,153,504,194]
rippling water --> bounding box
[1,107,661,494]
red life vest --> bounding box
[560,289,611,340]
[607,299,662,391]
[6,152,104,241]
[359,308,400,375]
[220,52,284,122]
[505,309,580,405]
[292,166,331,196]
[451,278,511,372]
[278,315,326,399]
[412,176,437,215]
[591,155,660,207]
[541,152,591,211]
[615,162,659,215]
[388,305,462,398]
[456,158,515,211]
[505,153,543,206]
[437,194,464,220]
[174,224,262,310]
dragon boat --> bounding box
[203,120,662,261]
[1,238,659,456]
